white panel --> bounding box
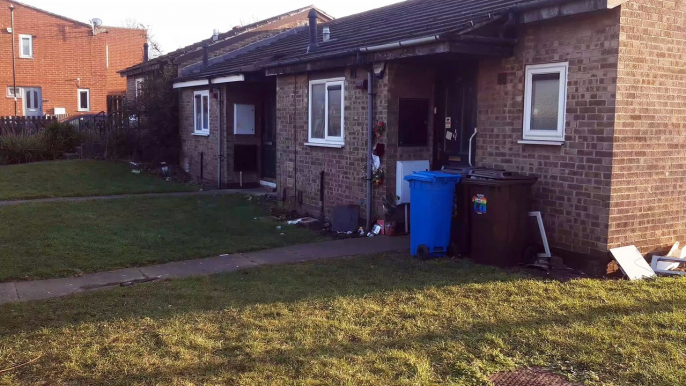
[610,245,656,281]
[54,107,66,115]
[234,104,256,135]
[172,79,209,89]
[211,74,245,84]
[396,160,430,204]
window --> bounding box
[77,89,90,112]
[308,78,344,147]
[193,90,210,135]
[135,78,144,98]
[19,35,32,58]
[6,87,22,98]
[522,62,568,144]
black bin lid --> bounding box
[465,169,538,185]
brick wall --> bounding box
[608,0,686,254]
[276,67,388,220]
[104,27,147,96]
[0,0,144,116]
[179,86,222,186]
[476,9,621,268]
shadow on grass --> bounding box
[1,253,524,335]
[2,252,684,385]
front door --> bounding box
[261,93,277,180]
[23,88,42,117]
[434,70,477,168]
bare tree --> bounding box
[122,18,164,58]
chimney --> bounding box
[307,9,318,53]
[323,26,331,42]
[143,43,149,62]
[202,44,209,67]
[212,29,219,42]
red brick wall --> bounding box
[104,27,147,96]
[476,10,621,266]
[608,0,686,254]
[0,0,143,116]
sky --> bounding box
[19,0,403,54]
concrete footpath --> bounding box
[0,236,410,305]
[0,188,268,207]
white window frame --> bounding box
[19,34,33,59]
[135,78,144,98]
[307,78,345,147]
[193,90,210,136]
[77,89,90,112]
[6,86,22,98]
[522,62,568,144]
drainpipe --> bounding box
[217,86,223,188]
[366,69,374,231]
[10,4,17,116]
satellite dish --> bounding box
[90,18,103,27]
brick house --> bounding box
[0,0,146,117]
[120,6,332,187]
[173,0,686,274]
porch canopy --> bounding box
[172,0,626,85]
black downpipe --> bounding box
[200,152,204,182]
[320,170,325,219]
[293,75,299,206]
[366,70,374,231]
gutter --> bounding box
[359,35,441,52]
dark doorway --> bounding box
[398,98,430,147]
[261,88,277,180]
[433,63,478,168]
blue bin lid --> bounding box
[405,171,461,183]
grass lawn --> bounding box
[0,160,197,200]
[0,195,324,282]
[0,253,684,385]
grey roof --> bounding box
[119,5,333,76]
[181,0,555,80]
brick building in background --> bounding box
[0,0,146,117]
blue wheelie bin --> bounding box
[405,171,461,259]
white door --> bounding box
[23,88,42,117]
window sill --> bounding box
[192,132,210,137]
[304,142,344,149]
[518,139,564,146]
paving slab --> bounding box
[139,254,256,279]
[2,236,410,304]
[243,247,310,265]
[0,188,269,207]
[0,282,18,304]
[294,236,410,258]
[14,268,146,301]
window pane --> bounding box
[530,73,560,131]
[310,84,325,139]
[80,91,88,109]
[194,95,202,130]
[202,95,209,130]
[21,38,30,56]
[327,85,342,137]
[33,91,38,109]
[25,90,32,108]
